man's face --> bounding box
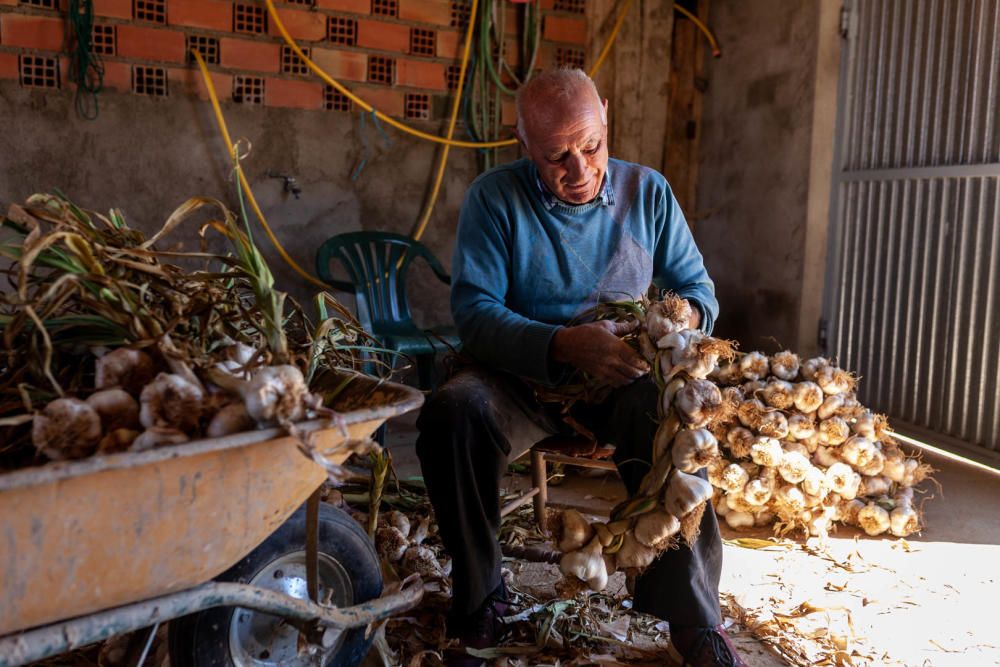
[518,93,609,205]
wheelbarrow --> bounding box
[0,372,424,667]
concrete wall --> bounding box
[0,84,498,329]
[694,0,838,355]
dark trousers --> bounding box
[414,366,723,629]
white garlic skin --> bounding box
[33,398,103,460]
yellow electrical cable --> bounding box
[191,48,330,289]
[674,4,722,57]
[410,0,479,241]
[587,0,635,76]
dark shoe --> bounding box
[668,625,747,667]
[444,584,510,667]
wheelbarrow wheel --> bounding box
[168,503,381,667]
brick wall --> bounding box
[0,0,587,123]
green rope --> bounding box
[67,0,103,120]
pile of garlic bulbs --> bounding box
[707,351,931,539]
[31,342,321,461]
[555,296,737,592]
[552,296,934,593]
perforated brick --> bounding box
[450,1,469,28]
[20,0,57,8]
[286,0,314,5]
[371,0,397,18]
[91,24,116,56]
[324,85,351,111]
[410,27,435,57]
[327,16,357,46]
[132,65,168,96]
[445,63,461,91]
[187,34,219,65]
[404,92,429,120]
[233,75,264,104]
[281,45,311,75]
[18,54,59,88]
[234,3,267,34]
[368,55,394,85]
[554,0,585,13]
[556,46,584,69]
[133,0,166,23]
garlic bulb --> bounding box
[818,417,850,446]
[851,410,877,438]
[800,357,831,382]
[672,428,720,472]
[743,470,776,506]
[375,525,408,562]
[783,440,810,457]
[739,352,769,381]
[754,510,776,527]
[86,389,140,432]
[674,379,724,427]
[856,449,886,476]
[402,545,446,579]
[788,413,816,440]
[707,458,726,488]
[881,450,906,483]
[719,463,751,494]
[32,398,103,460]
[634,509,680,548]
[815,365,854,395]
[857,503,890,536]
[859,475,891,497]
[713,363,743,385]
[813,445,840,468]
[614,532,658,570]
[742,379,766,395]
[837,498,865,525]
[725,511,755,529]
[817,394,847,420]
[726,490,757,514]
[774,484,807,515]
[385,511,411,538]
[802,433,822,453]
[556,509,594,553]
[900,458,932,487]
[664,471,714,518]
[206,402,256,438]
[792,382,825,413]
[243,365,314,425]
[769,351,800,381]
[140,373,204,433]
[889,505,920,537]
[757,410,790,439]
[777,450,811,484]
[131,427,189,451]
[826,462,862,500]
[750,437,783,467]
[95,347,156,395]
[761,379,795,410]
[737,399,767,430]
[801,465,828,497]
[645,297,692,341]
[98,428,140,454]
[725,426,755,459]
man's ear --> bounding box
[602,97,609,121]
[513,126,529,152]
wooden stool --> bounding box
[500,434,617,533]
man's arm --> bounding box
[652,180,719,334]
[450,186,566,384]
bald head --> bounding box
[515,68,610,205]
[515,68,606,145]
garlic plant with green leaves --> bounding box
[708,351,935,539]
[1,188,379,470]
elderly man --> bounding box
[415,68,745,667]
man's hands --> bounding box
[551,319,650,387]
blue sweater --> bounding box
[450,157,718,385]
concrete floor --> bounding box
[384,413,1000,666]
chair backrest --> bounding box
[315,231,450,335]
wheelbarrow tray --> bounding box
[0,373,423,636]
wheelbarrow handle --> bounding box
[0,577,424,667]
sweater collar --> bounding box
[533,163,615,211]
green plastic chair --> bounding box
[315,231,460,388]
